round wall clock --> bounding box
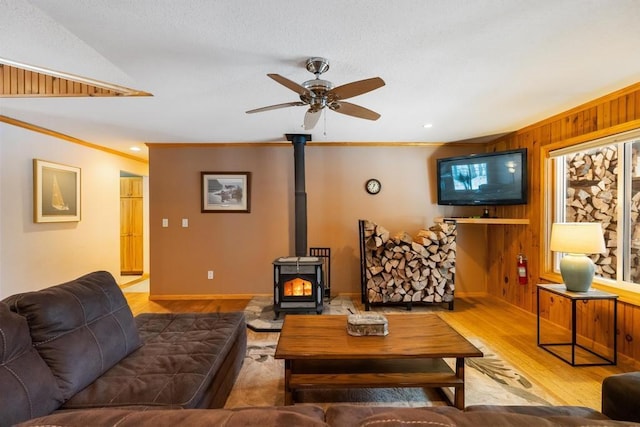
[365,178,382,195]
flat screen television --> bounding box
[436,148,527,206]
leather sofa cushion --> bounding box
[3,271,142,400]
[325,405,463,427]
[0,303,64,427]
[63,311,246,409]
[325,405,627,427]
[466,404,609,419]
[16,405,328,427]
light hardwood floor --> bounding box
[124,292,637,411]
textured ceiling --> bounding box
[2,0,640,160]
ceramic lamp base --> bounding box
[560,253,595,292]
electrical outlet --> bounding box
[162,218,168,227]
[182,218,189,228]
[207,270,214,280]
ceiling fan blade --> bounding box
[267,73,312,97]
[330,101,381,121]
[246,101,306,114]
[330,77,385,101]
[304,110,322,130]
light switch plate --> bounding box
[162,218,168,227]
[182,218,188,227]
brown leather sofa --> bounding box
[0,271,246,427]
[14,404,640,426]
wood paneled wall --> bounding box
[0,63,151,97]
[487,81,640,363]
[0,63,120,97]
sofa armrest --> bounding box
[602,371,640,422]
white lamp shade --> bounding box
[550,222,606,254]
[550,222,606,292]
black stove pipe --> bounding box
[285,133,312,257]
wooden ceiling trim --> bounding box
[0,61,152,98]
[0,115,148,164]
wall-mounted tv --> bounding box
[436,148,527,206]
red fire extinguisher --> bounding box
[517,254,528,285]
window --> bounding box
[549,133,640,286]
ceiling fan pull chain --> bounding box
[323,110,327,136]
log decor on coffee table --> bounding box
[274,314,483,409]
[347,313,389,336]
[359,219,456,310]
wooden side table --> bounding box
[537,284,618,366]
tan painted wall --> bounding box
[149,143,489,298]
[0,123,149,298]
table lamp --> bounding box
[549,222,606,292]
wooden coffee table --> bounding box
[274,313,483,408]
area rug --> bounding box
[224,335,560,409]
[244,295,357,332]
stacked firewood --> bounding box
[565,148,619,278]
[361,219,456,305]
[632,147,640,283]
[633,190,640,282]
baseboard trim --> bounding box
[119,273,149,288]
[148,291,489,301]
[455,291,489,298]
[149,293,256,300]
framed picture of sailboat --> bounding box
[33,159,81,223]
[201,171,251,213]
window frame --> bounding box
[541,128,640,302]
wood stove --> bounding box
[271,134,325,318]
[273,256,324,319]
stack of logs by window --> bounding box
[362,219,456,305]
[565,146,640,281]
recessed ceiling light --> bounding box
[423,123,433,129]
[130,146,141,152]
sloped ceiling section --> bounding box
[0,59,152,97]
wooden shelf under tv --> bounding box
[439,217,530,225]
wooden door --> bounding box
[120,177,143,275]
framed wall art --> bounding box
[33,159,81,223]
[201,171,251,213]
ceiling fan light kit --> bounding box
[246,57,385,130]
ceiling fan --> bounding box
[246,57,385,130]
